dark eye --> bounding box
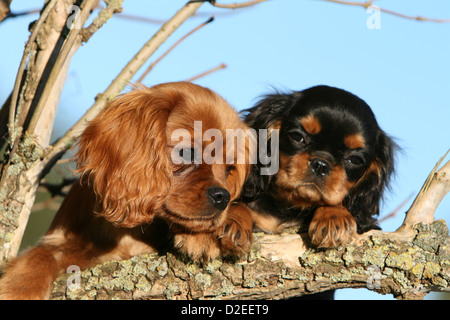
[226,165,236,177]
[178,147,196,163]
[345,155,364,167]
[288,131,305,144]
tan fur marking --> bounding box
[344,134,366,149]
[300,114,321,135]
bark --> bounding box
[0,0,11,22]
[0,0,125,262]
[0,0,86,262]
[49,220,450,300]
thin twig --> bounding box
[378,192,414,223]
[1,8,41,21]
[186,63,227,82]
[321,0,450,23]
[137,16,214,84]
[211,0,268,9]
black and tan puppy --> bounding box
[242,85,396,248]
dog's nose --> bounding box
[206,187,230,211]
[310,158,331,177]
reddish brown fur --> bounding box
[0,82,254,299]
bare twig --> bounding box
[186,63,227,82]
[39,177,77,197]
[1,8,41,21]
[211,0,268,9]
[321,0,450,23]
[137,16,214,84]
[378,192,414,223]
[81,1,123,42]
[114,12,166,25]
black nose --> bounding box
[206,187,230,211]
[310,158,331,177]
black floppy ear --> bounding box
[344,130,397,233]
[240,93,294,202]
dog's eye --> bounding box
[178,147,196,163]
[345,155,364,167]
[226,165,236,177]
[288,131,305,144]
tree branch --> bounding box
[398,152,450,233]
[6,0,58,146]
[211,0,268,9]
[0,0,122,263]
[25,0,99,137]
[137,16,214,84]
[186,63,227,82]
[50,220,450,300]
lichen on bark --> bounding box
[49,220,450,300]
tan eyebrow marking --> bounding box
[300,114,321,135]
[344,134,366,149]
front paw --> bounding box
[174,233,221,262]
[218,217,253,257]
[217,204,254,257]
[309,205,357,248]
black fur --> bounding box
[241,85,396,234]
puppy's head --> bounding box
[243,85,395,230]
[76,82,252,231]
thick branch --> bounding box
[50,220,450,300]
[398,157,450,234]
[0,0,122,263]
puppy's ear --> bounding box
[241,93,294,201]
[76,87,174,228]
[344,130,396,232]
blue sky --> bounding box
[1,0,449,300]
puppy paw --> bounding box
[218,217,253,257]
[174,233,221,262]
[217,204,254,257]
[309,205,357,248]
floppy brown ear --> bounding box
[344,130,396,233]
[76,87,174,228]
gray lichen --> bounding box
[49,220,450,300]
